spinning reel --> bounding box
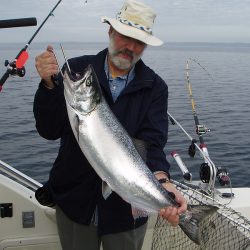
[200,162,230,186]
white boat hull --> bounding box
[1,170,250,250]
[0,173,61,250]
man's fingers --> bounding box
[47,45,54,52]
[160,206,179,227]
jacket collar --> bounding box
[91,48,156,99]
[91,48,112,98]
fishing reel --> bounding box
[199,163,210,183]
[0,49,29,90]
[200,163,230,186]
[196,124,210,136]
[4,60,26,78]
[0,0,61,92]
[217,168,230,186]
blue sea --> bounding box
[0,42,250,188]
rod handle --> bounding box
[171,151,192,182]
[0,70,10,91]
[0,18,37,29]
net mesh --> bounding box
[150,181,250,250]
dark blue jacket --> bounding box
[33,48,170,235]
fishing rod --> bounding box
[186,59,211,155]
[185,59,230,188]
[0,0,62,92]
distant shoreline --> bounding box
[0,41,250,46]
[1,42,250,55]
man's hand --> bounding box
[159,182,187,226]
[155,173,187,226]
[35,45,59,89]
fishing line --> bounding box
[60,43,72,74]
[49,48,64,78]
[0,0,62,92]
[188,58,215,82]
[54,43,81,81]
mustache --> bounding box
[114,49,134,59]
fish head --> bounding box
[63,64,102,115]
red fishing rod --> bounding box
[0,0,62,92]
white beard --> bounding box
[108,35,143,70]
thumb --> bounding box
[47,45,54,52]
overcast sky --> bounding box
[1,0,250,43]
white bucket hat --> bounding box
[101,0,163,46]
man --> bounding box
[34,0,187,249]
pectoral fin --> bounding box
[73,114,80,142]
[131,206,148,219]
[102,181,113,200]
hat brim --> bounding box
[101,16,163,46]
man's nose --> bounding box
[126,39,137,51]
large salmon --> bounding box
[63,64,217,245]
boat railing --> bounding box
[0,159,42,191]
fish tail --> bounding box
[179,204,218,245]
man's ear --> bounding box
[108,26,114,36]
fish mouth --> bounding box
[64,67,87,86]
[63,64,102,115]
[63,65,92,92]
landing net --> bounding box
[150,181,250,250]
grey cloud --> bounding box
[1,0,250,43]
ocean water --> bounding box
[0,42,250,188]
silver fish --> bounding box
[63,64,217,245]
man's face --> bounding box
[108,28,146,71]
